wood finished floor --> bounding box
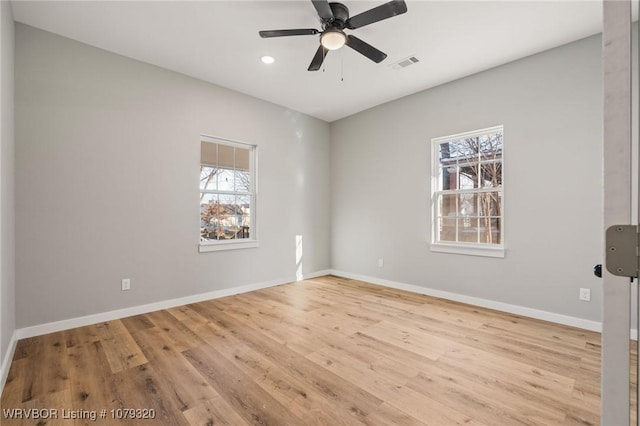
[0,275,635,425]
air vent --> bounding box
[391,56,420,70]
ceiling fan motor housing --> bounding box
[327,2,350,28]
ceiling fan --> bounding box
[259,0,408,71]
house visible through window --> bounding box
[431,126,503,257]
[199,135,257,252]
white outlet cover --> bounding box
[579,288,590,301]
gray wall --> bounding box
[12,23,618,329]
[1,2,15,368]
[15,24,331,328]
[331,34,604,322]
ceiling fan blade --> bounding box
[346,0,407,29]
[311,0,334,21]
[345,35,387,63]
[259,29,319,38]
[308,45,329,71]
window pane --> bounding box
[490,217,502,244]
[200,194,251,241]
[479,131,503,161]
[439,193,458,218]
[478,191,501,217]
[447,138,477,160]
[236,195,251,239]
[201,193,223,241]
[459,217,479,243]
[203,194,250,240]
[439,142,453,161]
[436,190,502,246]
[438,193,458,242]
[480,162,502,187]
[458,193,475,216]
[217,168,234,192]
[439,166,458,190]
[459,168,477,189]
[208,194,235,240]
[438,216,456,242]
[200,166,218,190]
[234,169,250,193]
[478,217,501,244]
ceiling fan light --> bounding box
[321,30,346,50]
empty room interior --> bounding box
[0,0,639,424]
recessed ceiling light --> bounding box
[261,56,275,64]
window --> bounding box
[199,135,257,252]
[431,126,504,257]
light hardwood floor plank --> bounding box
[187,303,384,422]
[181,396,250,426]
[129,327,220,411]
[183,343,307,425]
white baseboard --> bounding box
[4,267,635,395]
[15,272,326,340]
[14,269,333,340]
[0,330,18,395]
[327,269,622,336]
[300,269,333,281]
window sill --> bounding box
[199,240,259,253]
[430,243,505,258]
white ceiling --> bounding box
[10,1,616,122]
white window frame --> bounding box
[430,125,504,258]
[199,135,258,253]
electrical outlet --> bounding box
[121,278,131,291]
[378,258,384,268]
[579,288,590,302]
